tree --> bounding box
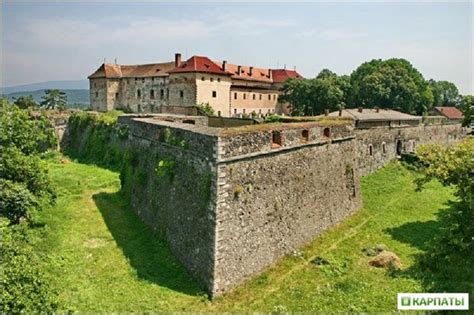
[428,79,460,107]
[349,58,433,114]
[280,70,350,116]
[457,95,473,126]
[40,89,67,110]
[13,95,38,109]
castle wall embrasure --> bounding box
[354,123,465,175]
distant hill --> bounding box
[5,89,90,107]
[1,80,89,94]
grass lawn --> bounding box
[36,156,459,312]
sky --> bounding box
[1,1,473,94]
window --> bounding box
[218,111,221,117]
[412,141,416,151]
[160,89,164,99]
[201,77,205,81]
[243,109,246,114]
[137,89,141,98]
[183,119,195,125]
[258,109,262,114]
[273,95,276,100]
[368,144,373,156]
[234,108,237,115]
[115,92,119,99]
[271,131,282,149]
[382,142,386,154]
[142,78,145,82]
[135,78,138,82]
[212,91,217,98]
[323,127,331,137]
[217,78,221,82]
[259,94,262,100]
[234,92,237,100]
[180,90,184,98]
[243,93,246,100]
[301,129,309,143]
[210,78,214,82]
[126,79,129,84]
[95,92,98,98]
[152,77,155,82]
[150,90,155,99]
[253,94,256,100]
[268,94,271,100]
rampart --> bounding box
[61,112,466,298]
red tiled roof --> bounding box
[88,62,175,79]
[168,56,228,75]
[271,69,303,83]
[214,61,273,83]
[434,106,464,120]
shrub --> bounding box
[1,222,58,313]
[0,179,39,224]
[415,138,473,256]
[196,103,215,117]
[0,101,57,155]
[0,147,55,202]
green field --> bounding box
[35,156,462,312]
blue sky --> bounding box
[2,1,472,94]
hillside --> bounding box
[1,79,89,94]
[5,89,90,106]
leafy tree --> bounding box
[349,58,433,114]
[280,70,350,116]
[457,95,473,126]
[428,79,460,107]
[280,78,312,115]
[40,89,67,110]
[13,95,38,109]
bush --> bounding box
[0,100,57,155]
[1,222,58,313]
[415,138,473,256]
[0,179,39,224]
[0,147,55,202]
[196,103,215,117]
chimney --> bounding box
[237,65,242,75]
[222,60,227,71]
[174,53,182,67]
[338,109,342,116]
[268,69,272,79]
[249,66,254,76]
[358,107,363,113]
[324,109,329,116]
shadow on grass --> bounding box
[385,200,473,298]
[93,191,205,297]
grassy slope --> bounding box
[38,158,456,312]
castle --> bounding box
[63,106,465,297]
[88,53,303,116]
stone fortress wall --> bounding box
[109,112,465,297]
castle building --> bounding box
[88,53,303,117]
